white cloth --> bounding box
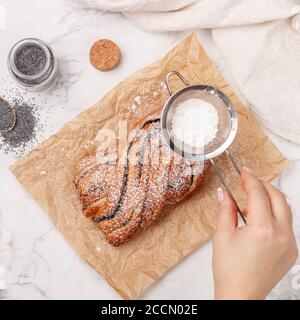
[72,0,300,144]
[213,18,300,143]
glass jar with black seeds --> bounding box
[7,38,58,92]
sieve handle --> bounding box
[225,150,241,175]
[165,71,189,96]
[210,156,246,224]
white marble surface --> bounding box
[0,0,299,300]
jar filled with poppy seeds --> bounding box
[7,38,58,92]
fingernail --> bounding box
[243,166,253,174]
[217,188,224,202]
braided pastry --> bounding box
[74,110,209,246]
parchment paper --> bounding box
[10,34,289,299]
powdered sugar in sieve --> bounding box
[171,98,219,149]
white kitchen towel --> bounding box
[71,0,300,144]
[213,18,300,144]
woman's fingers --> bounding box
[262,182,293,225]
[216,168,292,233]
[216,188,238,234]
[241,168,273,226]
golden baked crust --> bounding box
[74,110,209,246]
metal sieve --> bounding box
[161,71,246,223]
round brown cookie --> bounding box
[89,39,121,72]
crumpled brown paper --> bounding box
[10,34,289,299]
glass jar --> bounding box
[7,38,58,92]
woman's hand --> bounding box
[213,167,298,300]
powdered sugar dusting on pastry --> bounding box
[74,110,209,246]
